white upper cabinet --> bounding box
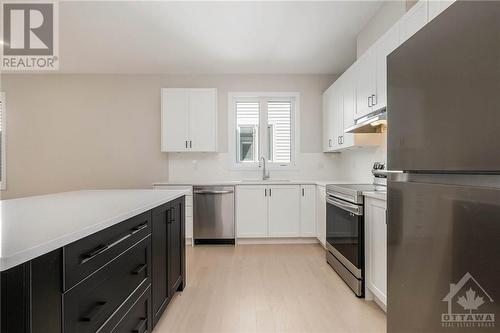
[161,88,217,152]
[188,89,217,152]
[428,0,455,22]
[322,86,335,152]
[300,185,316,238]
[161,89,189,152]
[268,185,301,237]
[355,48,377,118]
[399,0,429,43]
[375,23,400,111]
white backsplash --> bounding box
[168,152,342,182]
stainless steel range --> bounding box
[325,162,387,297]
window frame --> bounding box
[228,92,299,170]
[0,92,6,190]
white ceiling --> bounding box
[59,1,384,74]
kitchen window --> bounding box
[0,93,6,190]
[229,92,298,169]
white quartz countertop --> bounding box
[0,189,189,272]
[363,191,387,201]
[153,180,354,187]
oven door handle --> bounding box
[326,196,363,216]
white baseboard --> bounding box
[236,237,319,245]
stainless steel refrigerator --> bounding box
[387,1,500,332]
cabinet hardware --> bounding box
[169,207,175,224]
[190,140,192,148]
[269,189,272,196]
[132,223,148,234]
[368,96,372,107]
[302,188,305,196]
[81,222,147,264]
[131,263,147,275]
[185,141,188,149]
[133,318,147,333]
[372,94,377,106]
[81,301,107,322]
[328,139,332,148]
[265,189,267,196]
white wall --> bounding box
[1,73,339,199]
[357,1,406,58]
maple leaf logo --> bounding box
[457,288,485,313]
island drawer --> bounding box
[63,236,151,333]
[63,211,151,290]
[108,286,151,333]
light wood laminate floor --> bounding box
[155,244,386,333]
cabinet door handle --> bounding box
[190,140,192,148]
[185,141,188,149]
[328,139,332,148]
[81,301,106,322]
[169,208,175,224]
[302,188,305,196]
[372,94,377,106]
[368,96,372,107]
[269,189,272,197]
[131,264,147,275]
[265,189,267,196]
[133,318,147,333]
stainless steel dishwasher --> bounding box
[193,186,235,245]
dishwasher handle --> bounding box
[193,190,234,195]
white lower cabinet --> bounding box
[268,185,300,237]
[236,185,268,238]
[236,184,317,240]
[300,185,316,237]
[316,186,327,246]
[365,197,387,310]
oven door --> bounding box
[326,195,364,277]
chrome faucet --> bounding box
[259,156,270,180]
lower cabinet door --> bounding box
[151,196,186,328]
[268,185,300,237]
[168,197,185,296]
[236,186,268,237]
[365,197,387,306]
[151,202,170,327]
[316,186,327,246]
[300,185,316,237]
[111,287,151,333]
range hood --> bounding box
[345,108,387,133]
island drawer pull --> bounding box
[131,264,147,275]
[81,301,107,322]
[132,318,147,333]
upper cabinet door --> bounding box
[355,48,377,118]
[428,0,455,22]
[268,185,300,237]
[161,89,189,152]
[375,23,400,110]
[188,89,217,152]
[400,0,428,43]
[322,85,337,152]
[342,67,356,130]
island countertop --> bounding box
[0,189,189,272]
